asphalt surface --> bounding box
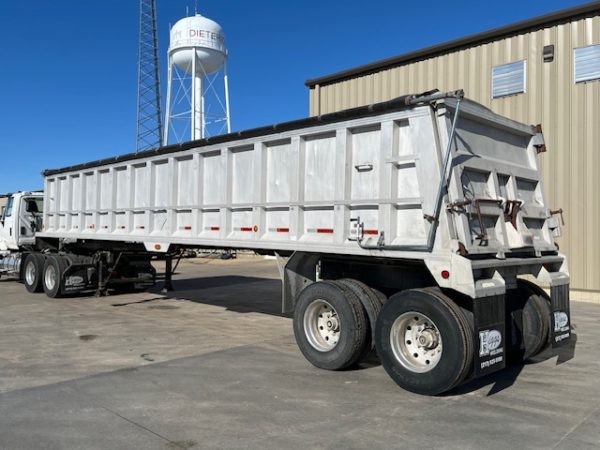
[0,256,598,450]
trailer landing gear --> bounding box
[161,254,174,294]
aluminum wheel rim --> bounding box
[390,312,443,373]
[304,299,340,352]
[25,261,37,286]
[44,265,57,291]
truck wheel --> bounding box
[42,255,68,298]
[506,281,552,362]
[375,288,474,395]
[293,281,368,370]
[335,279,382,357]
[23,254,45,293]
[371,288,388,305]
[519,280,551,358]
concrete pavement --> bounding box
[0,256,598,449]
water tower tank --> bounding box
[169,14,227,75]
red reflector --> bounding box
[240,227,253,232]
[276,227,290,233]
[184,226,192,230]
[441,270,450,279]
[210,226,220,231]
[316,228,334,234]
[363,229,379,235]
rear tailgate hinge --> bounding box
[533,124,547,154]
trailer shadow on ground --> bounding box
[112,269,580,397]
[146,275,285,316]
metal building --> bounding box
[306,2,600,294]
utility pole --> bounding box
[136,0,163,152]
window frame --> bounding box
[491,59,527,99]
[4,196,14,218]
[574,43,600,84]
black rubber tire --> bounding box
[42,255,68,298]
[335,279,382,358]
[505,280,552,361]
[371,288,388,305]
[293,281,368,371]
[23,253,45,293]
[518,279,552,355]
[375,288,474,395]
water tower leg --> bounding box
[163,55,173,146]
[224,62,231,133]
[191,55,204,141]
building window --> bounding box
[492,60,526,98]
[574,44,600,83]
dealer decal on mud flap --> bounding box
[64,275,86,291]
[553,311,570,344]
[478,329,504,370]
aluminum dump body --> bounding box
[40,94,564,296]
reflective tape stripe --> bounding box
[307,228,334,234]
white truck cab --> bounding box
[0,192,44,275]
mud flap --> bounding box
[62,264,94,293]
[473,294,506,377]
[550,284,571,347]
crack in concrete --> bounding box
[550,405,600,449]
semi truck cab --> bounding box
[0,192,44,251]
[0,192,44,279]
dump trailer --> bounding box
[22,90,571,395]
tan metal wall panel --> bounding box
[310,15,600,291]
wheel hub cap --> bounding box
[418,328,439,350]
[25,262,36,285]
[45,265,57,291]
[304,300,340,352]
[390,312,443,373]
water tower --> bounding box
[164,14,231,144]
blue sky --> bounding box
[0,0,588,192]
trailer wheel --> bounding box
[371,288,388,305]
[375,288,474,395]
[518,280,551,358]
[293,281,368,370]
[335,279,382,357]
[505,280,552,362]
[42,255,68,298]
[23,254,45,293]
